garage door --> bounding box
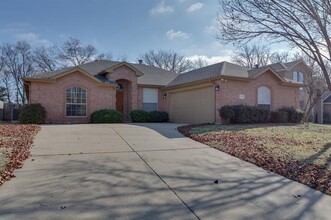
[170,86,215,123]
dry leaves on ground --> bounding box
[178,125,331,196]
[0,124,40,185]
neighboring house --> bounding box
[24,59,309,124]
[322,92,331,123]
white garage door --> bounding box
[170,86,215,123]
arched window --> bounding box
[66,87,87,116]
[258,86,271,110]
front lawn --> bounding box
[0,124,40,185]
[178,124,331,196]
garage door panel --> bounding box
[170,87,215,123]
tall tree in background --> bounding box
[33,46,58,72]
[55,37,97,66]
[217,0,331,91]
[0,86,7,102]
[270,51,291,63]
[191,57,209,69]
[1,41,35,104]
[138,49,193,73]
[232,45,271,68]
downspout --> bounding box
[208,78,218,124]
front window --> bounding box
[293,71,304,83]
[258,86,271,110]
[66,87,87,117]
[143,88,158,112]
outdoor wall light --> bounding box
[215,85,220,91]
[163,93,167,99]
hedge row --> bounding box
[18,104,169,124]
[219,105,270,123]
[91,109,123,123]
[219,105,304,124]
[130,110,169,122]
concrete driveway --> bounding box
[0,123,330,219]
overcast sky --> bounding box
[0,0,238,63]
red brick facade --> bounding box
[26,63,305,124]
[214,70,300,123]
[29,71,115,123]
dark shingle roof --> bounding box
[323,92,331,103]
[29,60,178,86]
[283,60,302,68]
[166,62,248,87]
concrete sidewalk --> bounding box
[0,123,330,219]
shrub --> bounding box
[278,106,304,123]
[149,111,169,122]
[130,110,151,122]
[91,109,122,123]
[219,105,270,124]
[270,111,288,123]
[130,110,169,122]
[219,105,235,121]
[19,104,47,124]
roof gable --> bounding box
[102,62,144,77]
[323,93,331,103]
[249,67,286,82]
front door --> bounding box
[116,92,124,113]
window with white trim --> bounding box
[258,86,271,110]
[293,71,304,83]
[66,87,87,116]
[292,71,298,81]
[143,88,158,112]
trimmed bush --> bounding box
[91,109,122,123]
[219,105,235,121]
[278,106,304,123]
[270,111,288,123]
[130,110,169,122]
[19,104,46,124]
[130,110,151,122]
[149,111,169,122]
[219,105,270,124]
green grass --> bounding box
[191,124,331,170]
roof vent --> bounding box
[138,59,143,64]
[255,64,259,68]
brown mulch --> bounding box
[178,125,331,196]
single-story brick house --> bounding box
[24,59,310,124]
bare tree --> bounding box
[117,54,128,62]
[232,44,271,68]
[217,0,331,91]
[1,41,35,104]
[138,49,193,73]
[0,86,7,102]
[191,57,209,69]
[96,52,113,61]
[293,52,329,122]
[55,37,97,66]
[270,51,291,63]
[33,46,58,72]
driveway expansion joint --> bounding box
[112,127,201,220]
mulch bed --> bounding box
[0,124,40,185]
[178,124,331,196]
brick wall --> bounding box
[29,71,115,123]
[214,70,300,123]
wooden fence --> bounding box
[1,103,22,121]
